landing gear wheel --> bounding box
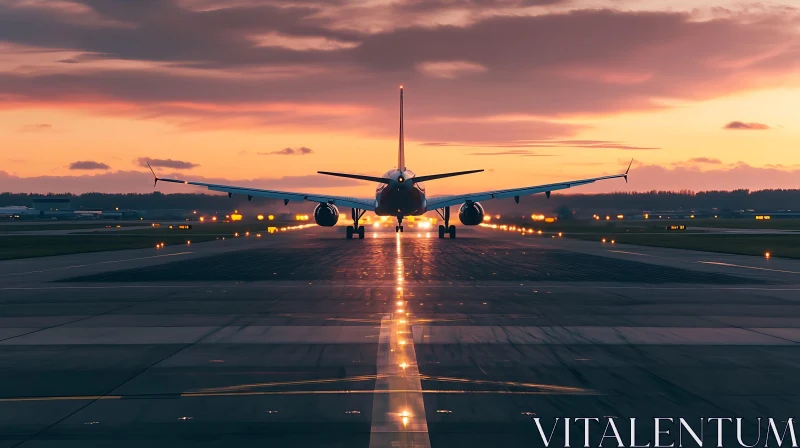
[358,226,365,239]
[400,226,404,232]
[438,225,446,239]
[346,226,354,239]
[448,225,456,238]
[396,226,400,233]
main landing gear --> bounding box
[436,207,456,239]
[396,216,404,233]
[346,208,366,239]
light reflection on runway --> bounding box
[369,233,431,447]
[1,227,798,447]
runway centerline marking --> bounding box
[369,234,431,448]
[699,261,800,275]
[607,249,651,257]
[0,252,193,277]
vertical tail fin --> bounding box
[398,85,405,171]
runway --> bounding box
[0,227,798,447]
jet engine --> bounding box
[313,203,340,227]
[458,201,485,226]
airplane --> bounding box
[148,87,632,239]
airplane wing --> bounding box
[148,165,375,211]
[426,162,632,210]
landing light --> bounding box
[398,176,404,183]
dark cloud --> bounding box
[20,124,52,132]
[724,121,771,130]
[69,160,110,170]
[137,157,199,169]
[0,3,797,143]
[258,147,314,156]
[0,170,366,194]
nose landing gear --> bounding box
[396,216,404,232]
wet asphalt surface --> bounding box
[0,227,798,447]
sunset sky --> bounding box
[1,0,799,196]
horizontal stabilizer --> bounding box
[413,169,483,183]
[317,171,390,184]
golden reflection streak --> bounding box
[369,228,431,447]
[0,388,602,403]
[418,375,591,393]
[195,374,385,393]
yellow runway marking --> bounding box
[699,261,800,275]
[1,252,193,277]
[0,388,603,403]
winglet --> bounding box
[146,161,159,187]
[624,158,633,183]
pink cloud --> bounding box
[0,170,366,195]
[724,121,771,130]
[577,162,800,193]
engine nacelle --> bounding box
[313,203,340,227]
[458,201,485,226]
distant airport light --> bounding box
[495,214,500,219]
[644,214,649,219]
[765,252,771,259]
[212,216,218,221]
[611,240,616,244]
[257,214,265,221]
[544,217,556,223]
[537,230,542,235]
[199,217,205,222]
[257,233,262,237]
[602,238,606,243]
[483,215,491,221]
[606,216,611,220]
[231,213,243,221]
[245,231,250,237]
[373,222,380,228]
[558,232,563,237]
[617,215,624,219]
[234,232,240,237]
[187,240,191,245]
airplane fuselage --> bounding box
[374,169,427,216]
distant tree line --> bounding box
[1,189,799,213]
